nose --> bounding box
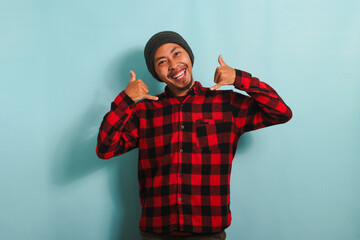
[168,59,176,70]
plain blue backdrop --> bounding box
[1,0,359,239]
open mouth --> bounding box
[170,68,186,81]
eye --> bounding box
[174,51,181,56]
[158,60,166,65]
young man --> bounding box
[96,31,292,240]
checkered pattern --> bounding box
[96,69,292,234]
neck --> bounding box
[168,80,195,97]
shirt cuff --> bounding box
[233,69,253,90]
[112,90,136,112]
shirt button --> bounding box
[179,149,183,153]
[179,173,183,177]
[180,103,184,107]
[180,125,184,130]
[178,197,182,202]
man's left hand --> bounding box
[210,55,236,91]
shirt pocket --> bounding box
[196,119,227,151]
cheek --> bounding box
[158,68,167,77]
[155,67,169,81]
[183,58,192,70]
[155,66,163,76]
[186,63,192,73]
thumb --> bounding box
[129,70,136,82]
[218,55,226,66]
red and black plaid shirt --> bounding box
[96,69,292,234]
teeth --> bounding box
[173,69,185,79]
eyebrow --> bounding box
[154,47,179,63]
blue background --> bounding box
[1,0,359,239]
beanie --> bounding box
[144,31,194,82]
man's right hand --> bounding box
[124,71,159,102]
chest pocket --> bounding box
[196,119,231,151]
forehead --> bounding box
[154,43,184,58]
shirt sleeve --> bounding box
[96,90,139,159]
[231,69,293,134]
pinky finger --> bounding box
[144,94,159,101]
[210,83,222,91]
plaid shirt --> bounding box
[96,69,292,234]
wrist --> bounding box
[124,89,137,103]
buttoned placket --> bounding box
[177,96,190,230]
[178,102,185,178]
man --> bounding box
[96,31,292,240]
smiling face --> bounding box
[154,43,195,96]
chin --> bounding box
[178,77,194,90]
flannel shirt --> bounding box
[96,69,292,234]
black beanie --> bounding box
[144,31,194,82]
